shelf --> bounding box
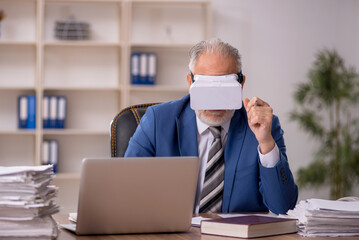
[0,41,36,46]
[131,0,208,5]
[0,130,36,136]
[43,86,121,91]
[0,134,35,166]
[0,86,36,91]
[44,41,121,47]
[0,0,211,214]
[0,0,36,42]
[44,1,121,43]
[129,85,188,92]
[130,43,194,49]
[130,1,207,45]
[43,46,120,89]
[54,172,80,180]
[45,0,121,3]
[44,135,110,173]
[0,45,36,88]
[129,91,187,106]
[43,129,109,136]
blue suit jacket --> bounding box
[125,94,298,214]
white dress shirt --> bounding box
[193,116,280,213]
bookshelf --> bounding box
[0,0,211,212]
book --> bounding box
[200,215,297,238]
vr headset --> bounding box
[190,73,243,110]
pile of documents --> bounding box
[287,198,359,237]
[0,165,59,239]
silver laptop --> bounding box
[62,157,199,235]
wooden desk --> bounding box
[54,214,359,240]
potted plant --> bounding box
[290,48,359,199]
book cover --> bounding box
[201,215,297,238]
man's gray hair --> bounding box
[188,38,242,73]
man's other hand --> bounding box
[243,97,275,154]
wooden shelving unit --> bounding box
[0,0,211,212]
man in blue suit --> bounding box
[125,38,298,214]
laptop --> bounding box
[61,156,200,235]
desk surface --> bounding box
[54,214,359,240]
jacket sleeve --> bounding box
[258,116,298,214]
[124,107,156,157]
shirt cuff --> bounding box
[258,144,280,168]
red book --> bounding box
[201,215,297,238]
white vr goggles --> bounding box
[190,73,243,110]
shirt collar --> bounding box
[196,115,231,135]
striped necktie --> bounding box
[199,126,225,213]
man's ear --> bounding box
[187,74,192,93]
[241,75,246,88]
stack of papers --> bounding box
[287,198,359,237]
[0,165,59,239]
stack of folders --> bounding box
[43,96,67,129]
[18,95,36,129]
[131,52,157,85]
[0,165,59,239]
[42,140,59,173]
[286,198,359,237]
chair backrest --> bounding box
[110,103,159,157]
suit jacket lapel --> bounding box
[176,103,198,157]
[222,107,248,212]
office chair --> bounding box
[110,103,159,157]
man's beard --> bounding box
[195,110,235,126]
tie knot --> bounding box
[209,126,221,139]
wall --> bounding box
[211,0,359,200]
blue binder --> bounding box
[43,96,50,129]
[27,95,36,129]
[131,53,141,84]
[57,96,67,129]
[42,140,50,165]
[18,95,28,129]
[139,53,148,84]
[147,53,157,85]
[49,140,58,173]
[49,96,58,128]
